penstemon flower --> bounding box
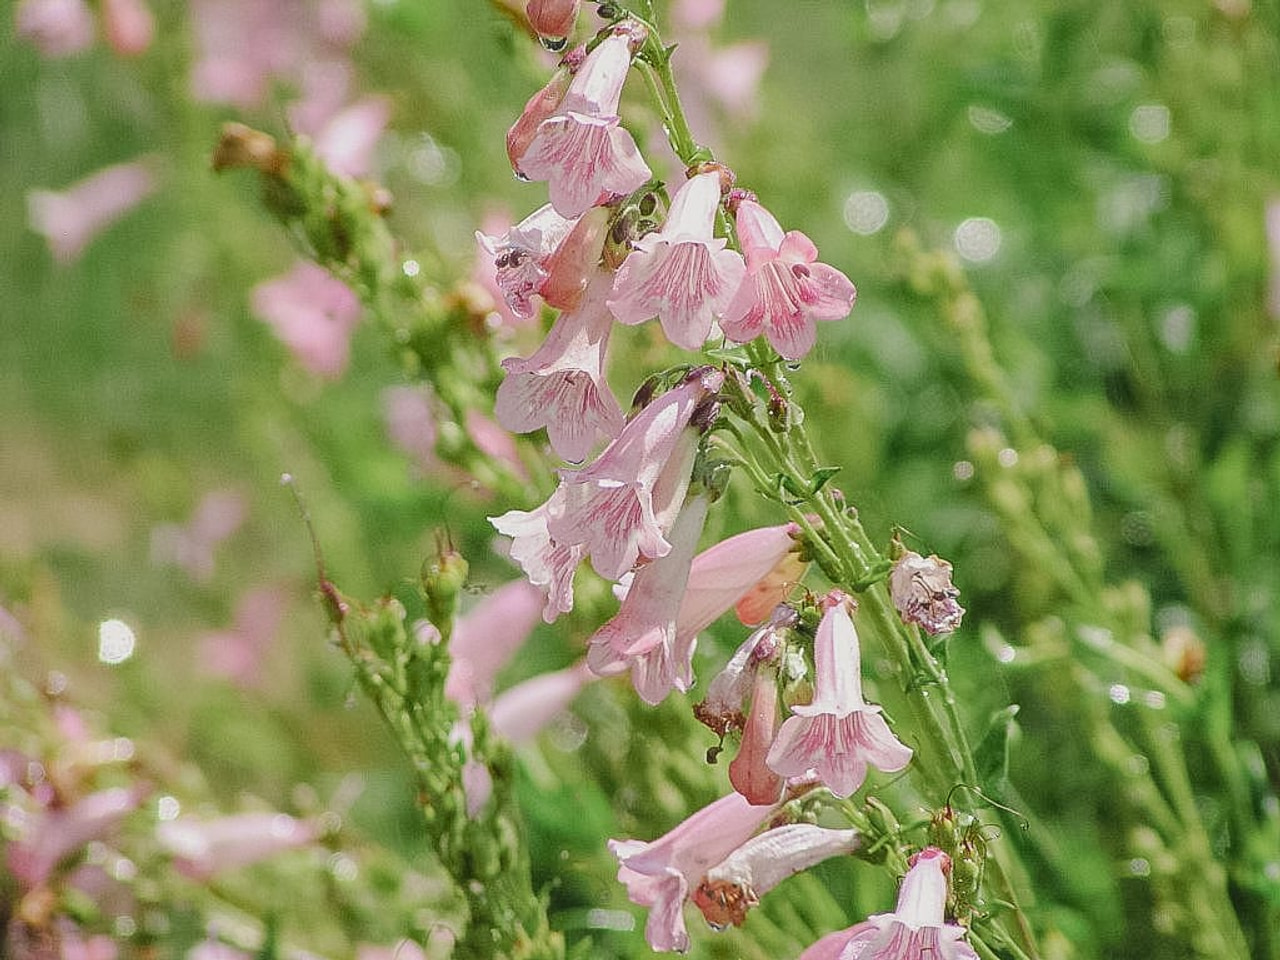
[490,493,584,623]
[720,196,857,360]
[766,591,912,798]
[476,203,578,322]
[889,550,965,636]
[441,578,546,708]
[608,170,747,350]
[517,31,652,218]
[494,267,624,463]
[797,847,979,960]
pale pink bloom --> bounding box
[490,494,584,623]
[889,551,965,636]
[316,0,365,46]
[507,55,577,179]
[540,204,611,312]
[102,0,154,56]
[695,606,795,738]
[28,159,158,264]
[587,495,709,704]
[766,593,911,798]
[460,755,493,819]
[549,367,723,580]
[489,659,595,743]
[444,578,545,708]
[312,96,390,179]
[721,199,856,360]
[15,0,95,57]
[8,785,148,889]
[157,812,319,880]
[675,521,800,648]
[495,269,624,463]
[1266,199,1280,320]
[355,941,427,960]
[526,0,579,43]
[797,848,978,960]
[728,665,784,804]
[692,824,861,929]
[188,0,299,107]
[150,489,248,582]
[383,385,438,470]
[251,261,362,378]
[464,409,528,478]
[608,172,747,350]
[609,791,778,953]
[288,59,355,140]
[519,33,652,218]
[476,204,577,321]
[672,0,724,30]
[198,585,288,689]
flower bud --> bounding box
[541,204,611,311]
[506,59,575,178]
[526,0,580,44]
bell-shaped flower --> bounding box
[28,159,158,263]
[797,848,979,960]
[526,0,580,44]
[694,605,795,738]
[587,495,709,704]
[720,198,856,360]
[549,367,722,580]
[444,578,546,708]
[518,33,652,218]
[766,592,911,798]
[609,791,778,953]
[692,824,861,930]
[495,268,624,463]
[251,261,362,378]
[157,812,319,881]
[476,204,577,322]
[890,551,965,636]
[490,492,584,623]
[609,172,747,350]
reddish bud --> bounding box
[506,61,575,178]
[541,204,611,311]
[526,0,580,42]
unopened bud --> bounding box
[422,545,469,632]
[526,0,580,46]
[212,123,286,176]
[541,204,611,311]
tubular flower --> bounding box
[889,551,965,636]
[490,492,584,623]
[694,605,795,738]
[548,367,723,580]
[720,198,856,360]
[728,663,785,804]
[692,824,861,930]
[489,659,596,743]
[608,171,747,350]
[609,791,778,953]
[443,578,546,708]
[587,495,710,704]
[28,159,159,264]
[796,848,979,960]
[157,812,320,881]
[476,203,578,321]
[766,592,912,798]
[518,32,652,218]
[251,261,362,378]
[495,268,624,463]
[506,48,581,177]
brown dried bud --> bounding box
[212,122,287,176]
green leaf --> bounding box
[975,704,1020,791]
[810,465,842,493]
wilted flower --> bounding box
[796,847,978,960]
[889,551,965,636]
[728,663,784,804]
[766,592,912,798]
[694,605,795,738]
[608,171,747,350]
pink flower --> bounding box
[721,199,856,360]
[549,367,722,580]
[692,824,860,930]
[526,0,579,43]
[465,408,528,478]
[149,489,248,582]
[609,791,778,952]
[490,494,584,623]
[157,812,319,880]
[443,578,545,708]
[1266,199,1280,320]
[28,159,159,263]
[507,53,577,179]
[477,203,577,322]
[489,659,596,743]
[102,0,154,56]
[495,268,624,463]
[587,495,710,704]
[383,385,438,471]
[695,606,795,738]
[608,172,747,350]
[540,204,612,312]
[15,0,95,57]
[8,785,149,890]
[518,33,652,218]
[198,585,289,689]
[766,593,911,798]
[728,664,784,804]
[311,96,390,179]
[889,551,965,636]
[251,261,362,378]
[797,848,978,960]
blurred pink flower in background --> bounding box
[383,385,438,471]
[670,0,768,144]
[27,159,159,264]
[464,409,528,478]
[150,489,248,582]
[198,585,289,688]
[1266,199,1280,320]
[309,97,391,179]
[8,785,150,890]
[443,578,545,707]
[15,0,96,58]
[101,0,155,57]
[157,812,320,880]
[489,659,595,743]
[251,261,363,378]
